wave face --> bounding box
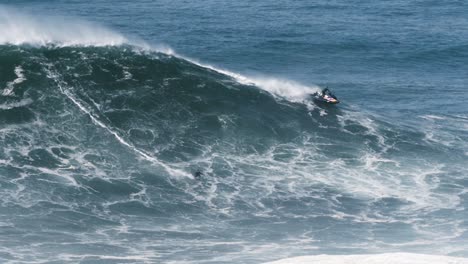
[0,6,467,264]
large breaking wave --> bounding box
[0,7,467,263]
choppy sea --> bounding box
[1,1,467,263]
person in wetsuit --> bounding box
[194,170,203,179]
[321,87,330,97]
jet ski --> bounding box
[311,87,340,104]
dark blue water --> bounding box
[0,1,467,263]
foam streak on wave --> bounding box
[43,65,191,178]
[2,66,26,96]
[177,55,321,102]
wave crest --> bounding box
[0,6,127,47]
[0,6,320,101]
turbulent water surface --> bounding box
[0,2,467,263]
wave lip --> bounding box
[264,253,468,264]
[0,6,127,47]
[0,6,321,102]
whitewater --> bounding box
[1,3,467,264]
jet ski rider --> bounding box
[321,87,330,97]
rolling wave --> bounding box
[0,7,466,263]
[0,6,320,102]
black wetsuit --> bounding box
[322,88,330,96]
[194,171,203,179]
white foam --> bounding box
[122,69,133,80]
[0,98,32,110]
[0,6,127,47]
[56,254,150,262]
[264,253,468,264]
[177,55,321,102]
[421,115,446,120]
[2,66,26,96]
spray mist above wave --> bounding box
[0,6,128,47]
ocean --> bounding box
[0,1,467,263]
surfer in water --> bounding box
[194,170,203,179]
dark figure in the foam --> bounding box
[194,170,203,179]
